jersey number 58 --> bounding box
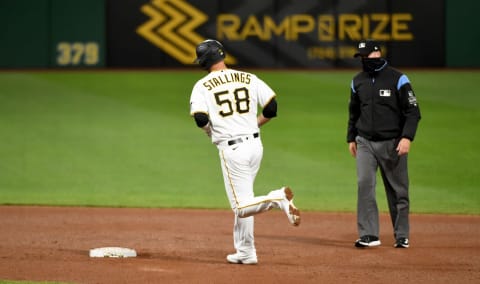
[214,87,250,117]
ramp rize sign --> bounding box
[107,0,444,67]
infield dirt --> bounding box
[0,206,478,283]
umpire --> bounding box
[347,39,421,248]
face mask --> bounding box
[361,58,387,73]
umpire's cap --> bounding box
[354,39,381,57]
[194,39,226,70]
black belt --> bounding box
[228,133,259,146]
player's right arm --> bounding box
[347,79,360,158]
[255,75,277,127]
[258,98,277,127]
[347,79,360,143]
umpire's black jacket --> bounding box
[347,62,421,143]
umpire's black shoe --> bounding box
[355,235,381,248]
[394,238,410,248]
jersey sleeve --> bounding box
[397,75,421,141]
[347,79,361,143]
[189,82,208,116]
[254,75,276,107]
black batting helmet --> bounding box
[194,39,226,70]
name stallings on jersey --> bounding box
[203,71,251,91]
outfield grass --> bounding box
[0,70,478,214]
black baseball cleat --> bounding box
[355,235,381,248]
[394,238,410,248]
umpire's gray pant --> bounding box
[355,136,410,240]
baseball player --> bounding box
[189,39,300,265]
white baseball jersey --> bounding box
[190,69,275,144]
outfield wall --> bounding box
[0,0,105,68]
[0,0,478,68]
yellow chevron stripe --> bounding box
[137,4,193,63]
[237,198,284,210]
[173,0,206,44]
[137,0,236,65]
[155,1,192,54]
[221,150,240,207]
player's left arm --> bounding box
[397,75,421,141]
[396,74,421,155]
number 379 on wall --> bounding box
[56,42,100,66]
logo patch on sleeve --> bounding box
[408,91,418,106]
